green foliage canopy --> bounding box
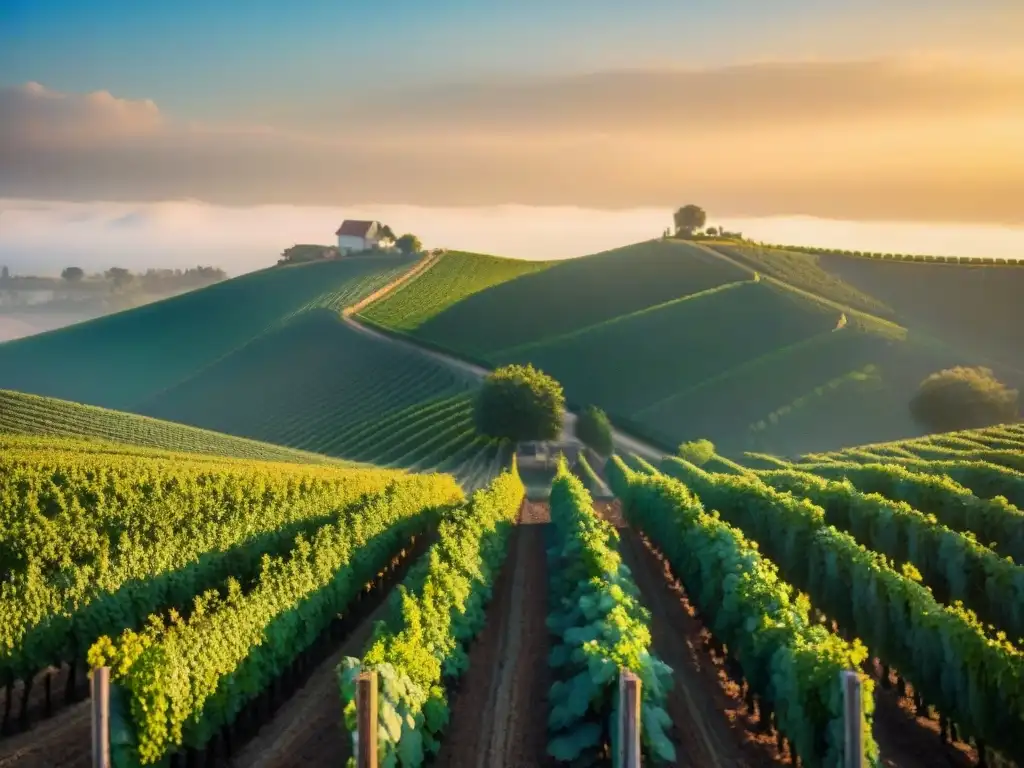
[677,438,715,466]
[673,204,706,237]
[474,364,565,442]
[396,234,423,255]
[910,366,1019,432]
[574,404,613,456]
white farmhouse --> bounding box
[335,220,392,254]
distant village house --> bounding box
[336,220,393,254]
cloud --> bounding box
[2,57,1024,223]
[0,82,162,146]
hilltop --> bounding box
[0,239,1020,464]
[356,240,1022,455]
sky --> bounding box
[2,1,1024,268]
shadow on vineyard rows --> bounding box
[0,533,430,768]
[596,500,984,768]
[0,511,354,740]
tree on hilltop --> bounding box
[396,234,423,255]
[674,205,707,238]
[474,364,565,443]
[61,266,85,282]
[909,367,1019,432]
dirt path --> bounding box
[601,500,982,768]
[436,500,551,768]
[0,702,91,768]
[616,529,785,767]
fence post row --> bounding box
[91,667,111,768]
[842,670,863,768]
[356,669,379,768]
[618,669,642,768]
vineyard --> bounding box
[363,240,749,358]
[0,421,1020,767]
[1,240,1020,460]
[353,243,993,456]
[0,256,418,410]
[0,390,349,465]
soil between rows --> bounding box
[435,500,552,768]
[597,500,985,768]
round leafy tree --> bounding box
[574,404,613,456]
[910,366,1019,432]
[475,364,565,442]
[677,439,715,466]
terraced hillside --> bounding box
[0,255,508,484]
[359,241,986,455]
[0,389,350,464]
[0,255,418,409]
[362,240,749,357]
[813,251,1024,372]
[359,249,555,341]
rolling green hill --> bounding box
[0,255,418,409]
[137,309,500,477]
[0,255,506,482]
[360,250,554,338]
[811,251,1024,372]
[362,240,750,358]
[0,390,352,464]
[358,240,994,455]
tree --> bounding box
[1,266,8,282]
[909,367,1019,432]
[673,205,707,238]
[395,234,422,255]
[474,364,565,443]
[105,267,133,290]
[677,439,716,466]
[574,404,613,456]
[379,224,397,243]
[61,266,85,282]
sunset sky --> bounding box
[2,1,1023,269]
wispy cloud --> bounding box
[2,57,1023,223]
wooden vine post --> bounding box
[91,667,111,768]
[356,669,378,768]
[617,669,642,768]
[842,670,863,768]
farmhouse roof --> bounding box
[335,220,377,237]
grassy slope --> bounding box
[0,255,504,477]
[137,310,496,473]
[358,240,992,455]
[493,281,906,442]
[358,250,554,339]
[707,243,893,317]
[812,252,1024,373]
[0,389,349,465]
[368,240,751,359]
[0,256,417,409]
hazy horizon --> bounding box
[1,198,1022,278]
[4,3,1023,265]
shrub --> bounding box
[909,366,1020,432]
[677,438,715,466]
[574,404,613,456]
[474,364,565,442]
